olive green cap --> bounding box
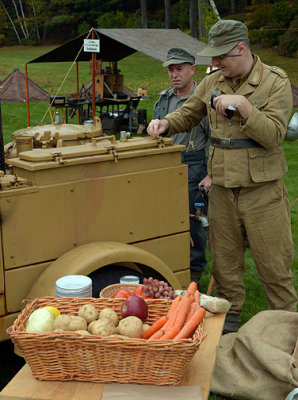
[197,20,248,57]
[162,48,195,67]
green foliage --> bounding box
[278,16,298,57]
[171,0,189,30]
[78,21,91,36]
[96,10,136,29]
[262,0,298,48]
[0,34,5,46]
[244,1,298,55]
[201,2,218,40]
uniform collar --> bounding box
[167,81,198,99]
[216,55,262,86]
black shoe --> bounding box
[222,313,241,335]
[191,271,202,290]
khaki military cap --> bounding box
[163,48,195,67]
[197,20,249,57]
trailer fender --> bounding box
[27,241,182,299]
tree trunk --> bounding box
[0,0,22,44]
[198,0,206,39]
[189,0,197,38]
[231,0,236,14]
[12,0,27,38]
[30,0,41,42]
[141,0,148,28]
[164,0,171,29]
[19,0,29,37]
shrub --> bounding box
[278,16,298,56]
[262,0,298,47]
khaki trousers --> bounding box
[208,179,297,313]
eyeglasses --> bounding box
[218,54,242,59]
[216,44,241,59]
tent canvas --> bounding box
[27,28,211,66]
[0,68,50,103]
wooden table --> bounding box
[0,313,225,400]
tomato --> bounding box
[133,285,144,296]
[136,294,147,299]
[113,289,132,299]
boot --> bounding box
[223,313,241,335]
[191,270,202,290]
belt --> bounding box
[210,137,263,149]
[182,149,206,162]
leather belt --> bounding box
[210,137,263,149]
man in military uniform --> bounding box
[153,48,210,286]
[147,20,297,333]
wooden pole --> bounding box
[206,275,215,296]
[91,29,96,120]
[25,63,30,126]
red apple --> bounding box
[121,295,148,321]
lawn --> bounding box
[0,44,297,399]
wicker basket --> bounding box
[7,296,203,386]
[99,283,138,298]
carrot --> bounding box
[185,281,197,298]
[162,296,182,331]
[173,307,206,340]
[186,302,199,322]
[160,325,180,340]
[188,293,195,304]
[194,290,200,305]
[171,295,191,330]
[148,329,165,340]
[142,315,168,339]
[167,295,181,318]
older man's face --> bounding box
[167,63,195,91]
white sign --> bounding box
[84,39,100,53]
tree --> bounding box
[141,0,148,28]
[165,0,171,29]
[189,0,197,37]
[0,1,21,44]
[198,0,207,39]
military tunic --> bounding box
[164,55,297,313]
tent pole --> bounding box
[76,61,80,124]
[92,29,96,120]
[25,63,30,126]
[0,98,5,173]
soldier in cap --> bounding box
[153,48,210,286]
[148,20,297,333]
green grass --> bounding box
[0,45,297,399]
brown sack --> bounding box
[211,310,298,400]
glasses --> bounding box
[216,44,241,59]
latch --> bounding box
[52,152,64,164]
[156,138,166,148]
[107,146,118,163]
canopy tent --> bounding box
[24,28,211,126]
[27,28,211,66]
[0,68,50,103]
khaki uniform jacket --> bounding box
[165,55,293,188]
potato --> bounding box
[118,316,143,338]
[109,334,129,339]
[88,317,116,336]
[53,314,87,331]
[142,323,150,334]
[78,304,98,323]
[98,307,119,326]
[75,330,91,335]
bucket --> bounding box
[56,275,92,298]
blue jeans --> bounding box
[182,151,208,273]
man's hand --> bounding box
[147,119,169,139]
[199,175,212,193]
[213,95,253,119]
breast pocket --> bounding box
[248,147,287,183]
